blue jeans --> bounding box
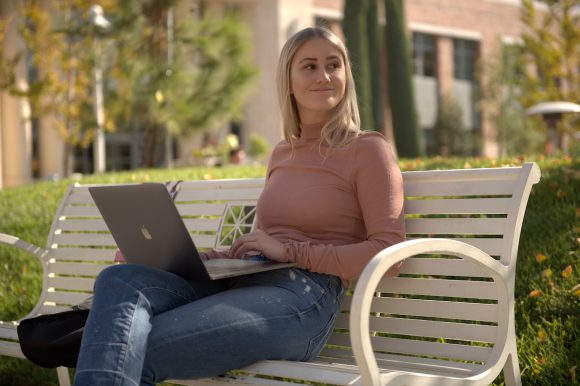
[73,263,344,386]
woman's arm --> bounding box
[285,134,405,284]
[231,134,405,286]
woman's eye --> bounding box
[305,64,316,70]
[328,62,340,70]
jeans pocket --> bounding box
[302,309,339,361]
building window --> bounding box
[315,17,330,29]
[453,38,479,81]
[412,32,436,77]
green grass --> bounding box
[0,157,578,385]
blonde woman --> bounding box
[74,27,405,385]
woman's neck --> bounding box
[299,121,325,140]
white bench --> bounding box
[0,163,540,386]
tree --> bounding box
[478,41,544,156]
[342,0,384,132]
[109,1,257,167]
[434,94,480,156]
[384,0,422,157]
[0,0,104,176]
[0,0,256,174]
[342,0,375,131]
[366,0,385,132]
[518,0,580,152]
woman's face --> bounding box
[290,38,346,124]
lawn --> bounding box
[0,157,578,385]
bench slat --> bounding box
[183,219,221,232]
[38,304,73,315]
[404,237,504,257]
[67,191,95,204]
[53,233,116,247]
[48,277,96,292]
[56,218,221,233]
[238,360,362,386]
[176,188,263,202]
[178,178,264,189]
[49,262,110,276]
[0,325,18,340]
[330,333,492,363]
[404,197,512,215]
[51,234,216,249]
[374,352,480,375]
[402,166,522,182]
[334,314,498,343]
[61,205,101,217]
[57,219,108,231]
[399,257,490,277]
[176,203,227,216]
[185,376,299,385]
[338,296,499,322]
[0,340,24,358]
[318,348,480,376]
[44,291,92,306]
[403,179,516,196]
[50,248,117,261]
[405,217,506,235]
[376,277,499,299]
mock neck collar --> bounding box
[299,121,325,140]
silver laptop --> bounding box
[89,183,295,281]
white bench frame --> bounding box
[0,163,540,386]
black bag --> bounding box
[17,309,89,368]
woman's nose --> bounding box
[316,69,331,83]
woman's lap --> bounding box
[143,268,343,382]
[77,264,343,385]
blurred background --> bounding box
[0,0,578,189]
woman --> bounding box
[73,26,405,385]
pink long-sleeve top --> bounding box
[204,123,406,287]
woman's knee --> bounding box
[94,263,152,291]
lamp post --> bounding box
[89,5,111,174]
[164,5,174,169]
[526,101,580,155]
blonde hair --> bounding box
[276,27,361,148]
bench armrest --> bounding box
[0,233,51,323]
[349,238,510,386]
[0,233,49,262]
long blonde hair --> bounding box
[276,27,361,148]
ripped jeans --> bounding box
[73,264,344,386]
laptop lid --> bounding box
[89,184,211,281]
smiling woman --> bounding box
[289,38,346,124]
[277,27,361,148]
[71,26,405,386]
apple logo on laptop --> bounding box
[141,225,153,240]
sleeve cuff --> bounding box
[284,240,311,269]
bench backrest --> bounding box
[36,163,540,377]
[325,162,540,378]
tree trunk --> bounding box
[384,0,422,157]
[141,120,160,168]
[343,0,374,131]
[367,0,384,132]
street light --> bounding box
[526,101,580,155]
[89,4,111,174]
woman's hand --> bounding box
[229,229,288,262]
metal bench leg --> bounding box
[502,350,522,386]
[56,367,71,386]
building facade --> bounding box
[0,0,529,188]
